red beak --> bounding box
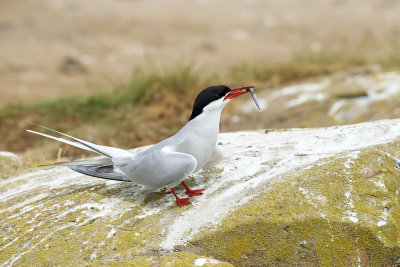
[223,86,255,101]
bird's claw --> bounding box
[186,189,204,197]
[181,181,204,197]
[176,197,190,207]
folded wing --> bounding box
[116,145,197,189]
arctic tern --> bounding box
[27,85,257,207]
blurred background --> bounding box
[1,0,400,165]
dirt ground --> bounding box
[1,0,400,107]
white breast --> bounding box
[173,106,222,170]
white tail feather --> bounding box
[26,129,94,152]
[27,125,133,160]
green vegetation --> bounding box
[0,65,205,159]
[231,44,400,85]
[380,38,400,67]
[0,52,367,124]
[1,49,400,159]
[0,103,24,122]
[3,48,400,124]
[16,66,200,122]
[230,51,365,85]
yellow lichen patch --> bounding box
[3,129,400,266]
[0,172,164,265]
[91,256,154,267]
[0,165,227,266]
[190,142,400,266]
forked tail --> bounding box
[27,124,132,182]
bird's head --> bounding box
[189,85,253,121]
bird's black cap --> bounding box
[189,85,231,121]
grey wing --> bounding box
[49,157,113,167]
[52,157,130,182]
[116,145,197,189]
[68,165,129,182]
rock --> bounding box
[236,70,400,129]
[60,54,89,75]
[0,151,22,169]
[1,119,400,265]
[359,166,379,179]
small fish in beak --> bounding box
[247,87,261,111]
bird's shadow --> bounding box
[50,168,222,209]
[54,180,186,212]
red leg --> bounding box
[171,188,190,207]
[181,181,204,197]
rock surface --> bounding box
[0,151,22,169]
[1,119,400,266]
[229,70,400,131]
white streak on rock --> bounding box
[162,119,400,250]
[241,82,328,113]
[377,220,387,227]
[285,92,327,109]
[194,258,220,266]
[107,228,116,238]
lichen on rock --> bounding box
[0,151,22,170]
[190,144,400,266]
[2,119,400,265]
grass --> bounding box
[380,39,400,67]
[1,48,400,162]
[230,51,367,85]
[0,65,208,161]
[230,45,400,86]
[0,66,201,123]
[118,65,200,103]
[4,49,399,125]
[0,103,24,122]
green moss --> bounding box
[0,179,165,265]
[3,136,400,266]
[190,143,400,266]
[0,169,232,266]
[92,257,154,267]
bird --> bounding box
[27,85,255,207]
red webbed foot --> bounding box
[176,197,190,207]
[171,188,190,207]
[186,189,204,197]
[181,181,204,197]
